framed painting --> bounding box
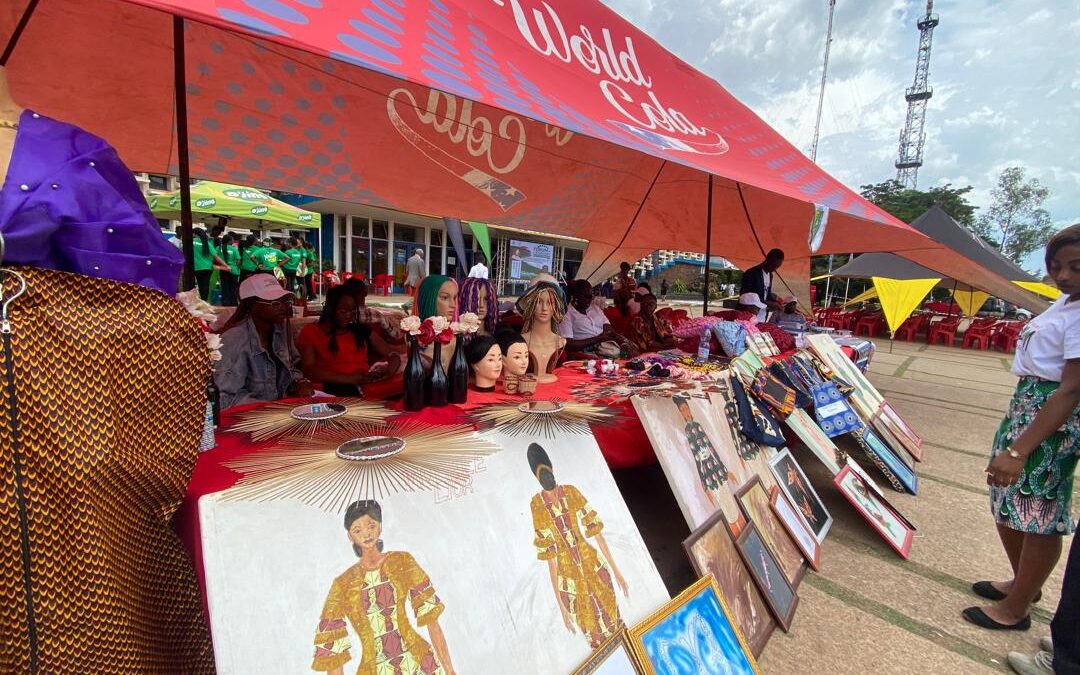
[573,629,645,675]
[683,511,776,658]
[770,487,821,571]
[844,456,885,499]
[784,408,843,475]
[628,575,760,675]
[768,448,833,543]
[729,521,799,632]
[873,402,923,462]
[834,465,915,559]
[858,428,919,495]
[735,477,806,587]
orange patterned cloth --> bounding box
[0,267,213,673]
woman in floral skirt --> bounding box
[965,224,1080,631]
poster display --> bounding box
[509,239,555,280]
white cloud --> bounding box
[601,0,1080,230]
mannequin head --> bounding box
[459,277,498,335]
[415,275,458,321]
[515,281,566,334]
[497,330,529,377]
[466,335,502,390]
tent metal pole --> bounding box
[702,174,714,316]
[318,219,324,302]
[823,254,834,307]
[173,16,195,292]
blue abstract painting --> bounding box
[639,585,756,675]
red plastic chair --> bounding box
[372,274,393,295]
[854,313,885,337]
[992,321,1027,353]
[961,319,997,350]
[927,318,961,346]
[668,309,690,328]
[894,314,926,341]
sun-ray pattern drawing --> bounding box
[467,399,620,438]
[223,398,396,442]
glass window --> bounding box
[351,216,369,239]
[430,230,444,246]
[148,174,169,190]
[429,246,443,275]
[394,224,422,243]
[337,217,348,273]
[351,237,371,279]
[371,219,389,240]
[372,240,389,279]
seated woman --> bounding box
[296,286,401,397]
[626,292,677,353]
[769,296,807,327]
[606,287,634,337]
[342,277,405,360]
[458,276,499,336]
[215,273,314,409]
[415,275,458,372]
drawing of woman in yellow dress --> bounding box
[528,442,629,648]
[312,500,457,675]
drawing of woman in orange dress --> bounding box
[312,500,456,675]
[528,442,629,648]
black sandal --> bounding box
[961,607,1031,631]
[971,581,1041,603]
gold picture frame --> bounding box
[628,575,760,675]
[572,628,645,675]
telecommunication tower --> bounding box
[894,1,939,188]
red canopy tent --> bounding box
[1,0,1019,305]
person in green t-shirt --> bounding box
[282,237,303,296]
[192,228,228,301]
[239,234,260,281]
[302,241,318,299]
[220,233,242,306]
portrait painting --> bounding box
[735,478,806,587]
[835,465,915,559]
[197,429,669,674]
[730,522,799,632]
[770,488,821,571]
[572,630,644,675]
[629,576,759,675]
[768,449,833,543]
[683,511,776,658]
[633,389,777,530]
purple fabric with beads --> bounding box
[0,110,181,294]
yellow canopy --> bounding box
[1014,281,1061,300]
[950,289,990,317]
[871,277,941,334]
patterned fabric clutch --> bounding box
[751,369,797,419]
[811,380,863,437]
[769,362,814,409]
[732,376,787,447]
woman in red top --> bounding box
[297,286,400,396]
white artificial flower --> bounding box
[457,312,481,333]
[429,315,450,332]
[400,315,422,335]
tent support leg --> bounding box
[702,174,714,316]
[173,16,195,292]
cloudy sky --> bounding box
[601,0,1079,269]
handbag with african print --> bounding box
[769,361,813,409]
[731,376,787,447]
[811,380,863,438]
[751,369,797,419]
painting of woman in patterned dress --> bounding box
[528,443,630,648]
[312,500,457,675]
[672,393,736,507]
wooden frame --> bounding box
[683,510,777,658]
[735,477,807,587]
[628,575,760,675]
[770,487,821,571]
[873,401,923,462]
[768,448,833,543]
[572,629,645,675]
[834,464,915,559]
[728,521,799,632]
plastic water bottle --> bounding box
[696,325,711,364]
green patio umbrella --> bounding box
[147,181,319,230]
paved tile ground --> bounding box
[614,338,1071,674]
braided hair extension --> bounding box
[516,281,567,333]
[458,277,499,334]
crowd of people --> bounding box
[187,225,319,306]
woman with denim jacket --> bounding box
[214,274,314,409]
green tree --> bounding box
[859,179,977,227]
[972,166,1055,265]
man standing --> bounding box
[405,248,425,296]
[468,253,489,279]
[660,278,669,302]
[739,248,785,321]
[281,237,303,296]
